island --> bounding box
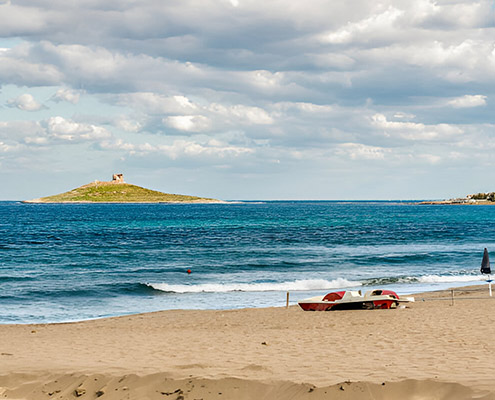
[420,192,495,205]
[23,174,222,204]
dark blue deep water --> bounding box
[1,201,494,323]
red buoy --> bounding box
[187,269,192,274]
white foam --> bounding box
[416,274,485,284]
[147,278,360,293]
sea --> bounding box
[1,200,494,324]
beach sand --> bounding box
[1,285,495,399]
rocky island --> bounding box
[420,192,495,205]
[24,174,222,204]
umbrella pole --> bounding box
[489,275,492,297]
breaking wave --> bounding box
[146,278,361,293]
[415,274,486,284]
[145,274,487,294]
[365,274,485,286]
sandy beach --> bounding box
[1,285,495,399]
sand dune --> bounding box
[1,285,495,399]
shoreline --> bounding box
[20,199,231,204]
[419,200,495,205]
[21,199,229,204]
[2,280,488,326]
[1,284,495,399]
[1,283,490,325]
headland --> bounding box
[23,174,223,204]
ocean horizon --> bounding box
[1,200,493,324]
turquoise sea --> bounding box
[1,201,493,324]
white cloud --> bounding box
[0,120,44,138]
[393,112,416,120]
[164,115,211,132]
[448,94,487,108]
[162,139,254,159]
[100,138,135,152]
[274,102,334,114]
[0,4,46,36]
[422,1,490,28]
[45,116,112,141]
[371,114,463,141]
[51,88,82,104]
[100,138,254,160]
[116,92,274,132]
[115,118,142,133]
[321,6,404,44]
[248,70,285,89]
[0,43,63,86]
[336,143,390,160]
[117,93,198,114]
[1,0,495,199]
[24,136,49,145]
[208,104,273,125]
[0,117,114,149]
[6,93,44,111]
[0,141,17,153]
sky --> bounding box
[1,0,494,200]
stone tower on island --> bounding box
[112,173,125,183]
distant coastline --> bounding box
[419,191,495,205]
[23,174,223,204]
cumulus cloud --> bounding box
[0,43,63,86]
[116,93,198,114]
[447,94,487,108]
[51,88,82,104]
[321,6,404,45]
[44,116,112,141]
[115,118,142,133]
[0,117,113,151]
[114,92,274,135]
[371,114,463,141]
[6,93,44,111]
[163,115,211,132]
[100,137,254,161]
[274,102,334,114]
[208,104,273,125]
[1,0,495,199]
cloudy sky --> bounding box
[1,0,494,200]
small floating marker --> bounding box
[187,269,192,274]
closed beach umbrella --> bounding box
[481,248,491,275]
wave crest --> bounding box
[146,278,361,294]
[366,274,485,285]
[145,274,486,295]
[416,274,485,284]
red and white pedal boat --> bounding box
[298,289,414,311]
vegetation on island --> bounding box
[470,192,495,202]
[24,179,219,204]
